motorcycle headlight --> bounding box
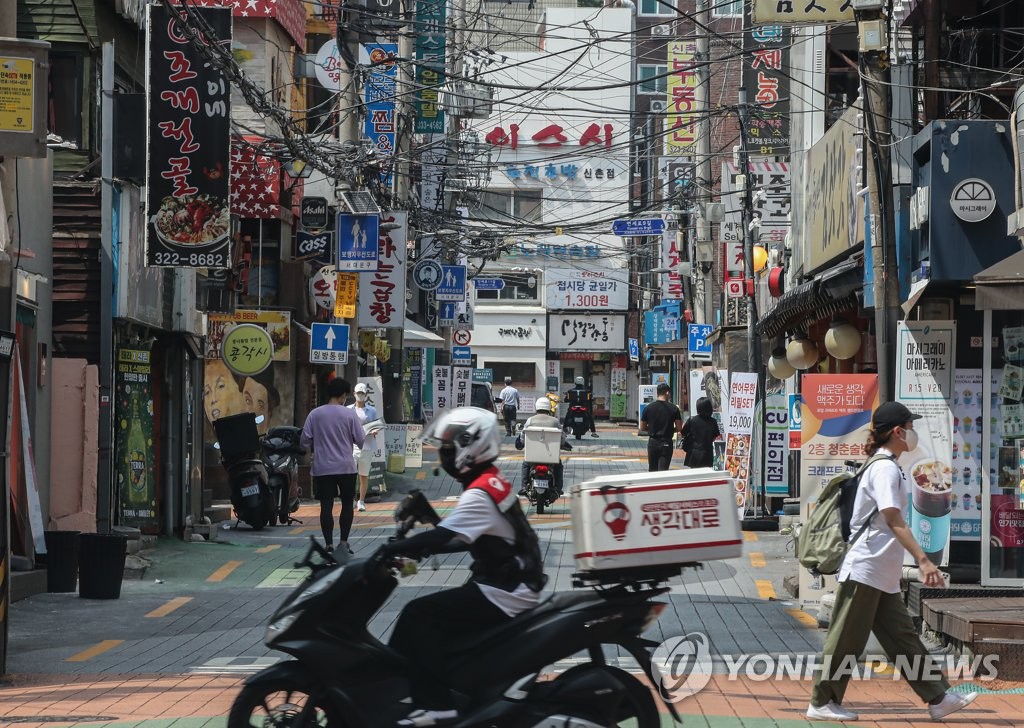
[289,565,345,608]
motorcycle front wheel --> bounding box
[228,679,347,727]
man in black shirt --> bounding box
[640,383,683,471]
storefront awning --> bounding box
[404,319,445,348]
[650,338,689,354]
[974,248,1024,310]
[755,258,863,339]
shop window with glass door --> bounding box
[984,309,1024,583]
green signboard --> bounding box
[414,0,446,133]
[116,345,158,530]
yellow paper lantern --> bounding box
[768,351,796,380]
[825,322,862,360]
[753,245,769,273]
[786,337,819,370]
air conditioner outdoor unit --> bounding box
[651,23,672,36]
[650,100,668,113]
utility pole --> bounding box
[856,3,898,402]
[738,87,767,521]
[694,0,713,326]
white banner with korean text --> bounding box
[432,365,451,416]
[545,268,628,311]
[358,211,407,329]
[548,314,626,351]
[725,373,758,518]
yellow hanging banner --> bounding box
[334,273,358,319]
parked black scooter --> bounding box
[213,412,274,530]
[261,425,305,526]
[229,491,684,728]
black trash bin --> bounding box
[43,530,80,593]
[78,533,128,599]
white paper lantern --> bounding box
[768,351,796,380]
[786,337,819,370]
[824,322,862,360]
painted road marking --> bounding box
[257,568,308,588]
[67,640,124,662]
[786,608,818,628]
[755,580,776,600]
[255,545,280,554]
[749,552,766,568]
[145,596,193,618]
[743,531,758,542]
[207,560,244,582]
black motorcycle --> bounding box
[567,404,589,440]
[228,491,683,728]
[262,425,305,527]
[213,412,274,530]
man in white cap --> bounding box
[348,382,381,512]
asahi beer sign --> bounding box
[146,3,231,269]
[300,197,329,229]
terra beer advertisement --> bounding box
[799,374,879,606]
[146,3,232,268]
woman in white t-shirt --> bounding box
[807,401,977,723]
[349,383,380,512]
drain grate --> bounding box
[3,717,119,724]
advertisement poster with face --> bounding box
[896,321,956,567]
[800,374,879,607]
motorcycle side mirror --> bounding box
[255,415,266,425]
[213,442,221,450]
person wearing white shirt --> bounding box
[497,376,520,436]
[349,382,381,512]
[807,401,977,723]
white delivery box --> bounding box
[523,426,562,463]
[571,468,742,573]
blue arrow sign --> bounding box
[688,323,714,358]
[438,302,457,325]
[436,265,467,302]
[336,213,379,271]
[309,323,350,364]
[611,218,665,236]
[452,346,471,366]
[473,277,505,291]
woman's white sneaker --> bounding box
[806,701,859,722]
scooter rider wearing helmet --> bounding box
[379,407,546,727]
[518,396,570,496]
[565,375,599,438]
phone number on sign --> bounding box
[151,251,228,267]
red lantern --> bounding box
[768,267,785,298]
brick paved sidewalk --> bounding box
[1,673,1020,727]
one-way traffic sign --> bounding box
[310,323,350,364]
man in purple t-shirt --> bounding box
[301,378,365,554]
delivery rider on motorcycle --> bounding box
[564,375,599,438]
[376,406,546,727]
[518,396,571,497]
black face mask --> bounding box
[439,444,460,479]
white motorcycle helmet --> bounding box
[535,397,553,414]
[574,376,585,386]
[422,407,501,477]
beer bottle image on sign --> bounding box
[125,389,151,507]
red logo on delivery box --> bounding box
[602,502,632,541]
